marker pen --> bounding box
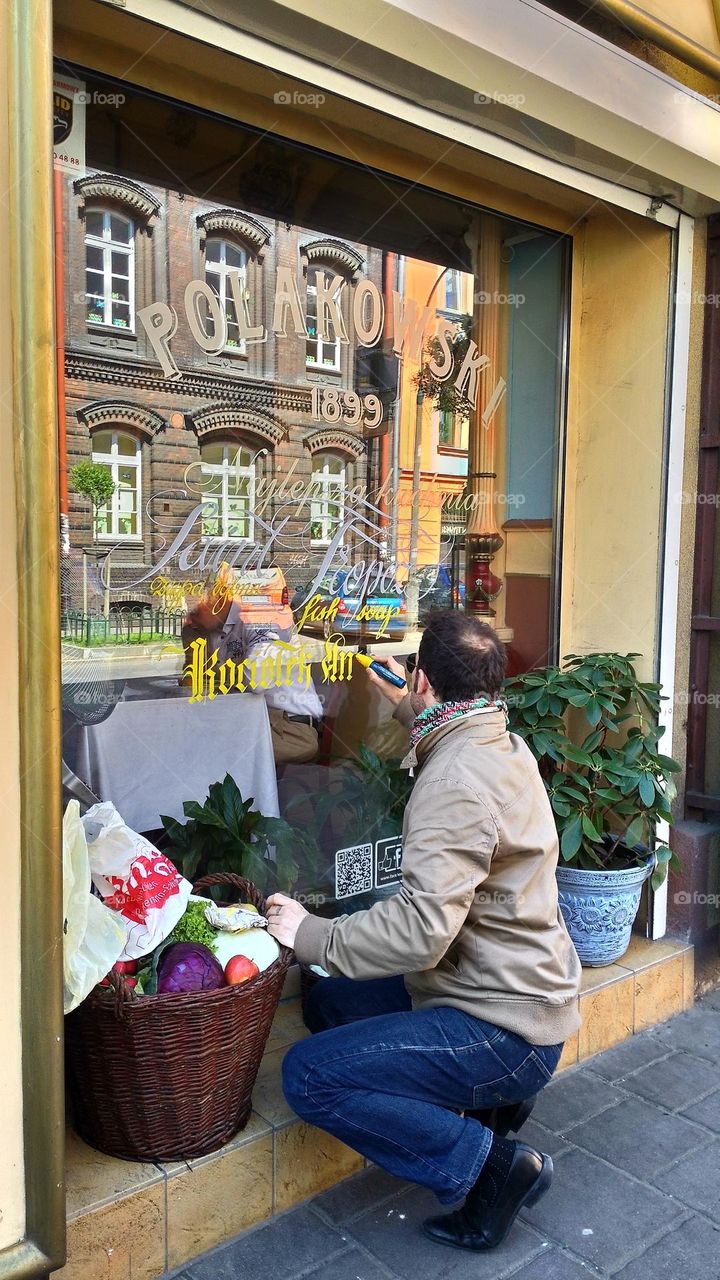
[354,651,407,689]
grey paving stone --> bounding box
[184,1206,346,1280]
[612,1215,720,1280]
[581,1034,669,1082]
[521,1147,684,1269]
[700,989,720,1012]
[311,1167,409,1224]
[519,1118,572,1159]
[680,1087,720,1134]
[531,1072,623,1133]
[300,1246,396,1280]
[505,1246,603,1279]
[650,1008,720,1062]
[652,1138,720,1220]
[568,1095,709,1178]
[344,1184,544,1279]
[617,1051,719,1110]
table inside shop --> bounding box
[64,680,279,831]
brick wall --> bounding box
[63,174,382,608]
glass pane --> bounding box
[201,495,221,537]
[85,210,103,238]
[205,238,222,262]
[111,251,129,276]
[111,304,131,327]
[225,243,244,268]
[92,432,113,455]
[110,214,132,243]
[116,435,137,456]
[118,487,137,515]
[200,472,223,498]
[86,245,103,272]
[111,278,130,300]
[95,505,111,535]
[227,497,250,517]
[86,298,105,322]
[200,443,224,465]
[227,518,249,538]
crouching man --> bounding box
[267,610,581,1252]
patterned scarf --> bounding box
[409,696,508,749]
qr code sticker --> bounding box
[335,843,373,899]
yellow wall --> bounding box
[560,207,673,680]
[0,0,27,1250]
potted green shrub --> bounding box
[504,652,681,965]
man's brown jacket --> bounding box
[295,700,582,1045]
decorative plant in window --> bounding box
[160,773,320,896]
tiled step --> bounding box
[58,937,694,1280]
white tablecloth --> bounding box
[69,693,279,832]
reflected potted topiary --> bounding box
[504,653,681,965]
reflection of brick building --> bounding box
[61,170,383,605]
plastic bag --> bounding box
[63,800,126,1013]
[83,801,192,961]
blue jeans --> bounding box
[282,975,563,1204]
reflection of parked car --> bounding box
[233,568,294,634]
[417,564,465,618]
[294,571,407,641]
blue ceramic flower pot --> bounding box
[556,855,655,966]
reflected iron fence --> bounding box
[62,607,185,646]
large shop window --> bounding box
[58,66,569,924]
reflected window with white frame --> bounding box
[204,238,247,351]
[311,453,345,545]
[91,430,142,539]
[200,442,254,541]
[444,269,462,313]
[306,270,341,371]
[85,210,134,330]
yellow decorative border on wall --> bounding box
[0,0,66,1274]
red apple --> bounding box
[224,955,260,986]
[113,959,138,975]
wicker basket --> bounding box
[65,873,292,1162]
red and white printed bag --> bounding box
[82,801,191,961]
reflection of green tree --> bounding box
[413,317,473,423]
[69,461,116,543]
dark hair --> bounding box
[417,610,507,702]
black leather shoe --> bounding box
[422,1142,552,1251]
[466,1095,537,1137]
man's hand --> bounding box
[266,893,309,950]
[363,654,408,707]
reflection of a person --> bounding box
[182,592,322,765]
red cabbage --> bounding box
[157,942,226,995]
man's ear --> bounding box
[415,668,430,695]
